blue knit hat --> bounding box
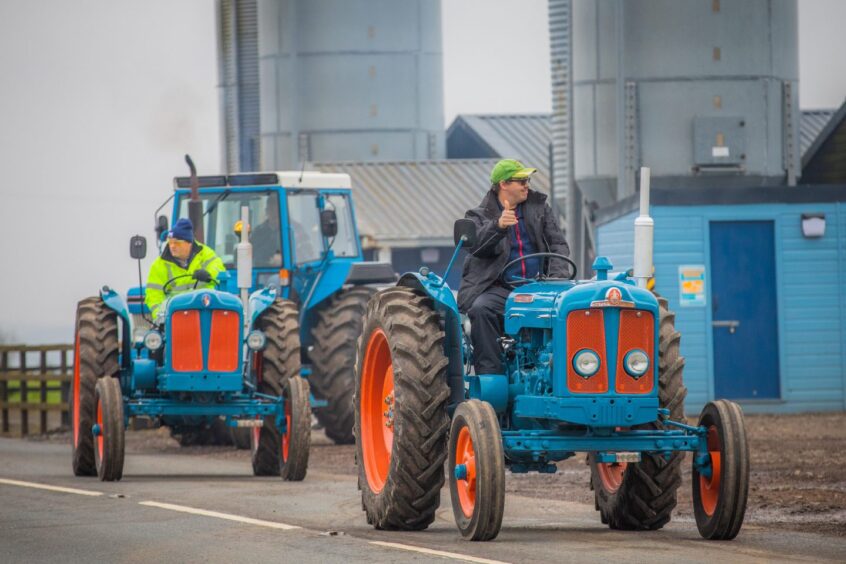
[168,218,194,242]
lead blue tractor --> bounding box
[127,164,394,448]
[354,172,749,541]
[71,203,312,482]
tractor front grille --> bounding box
[170,308,241,373]
[565,308,655,395]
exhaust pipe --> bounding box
[237,205,253,322]
[633,167,653,290]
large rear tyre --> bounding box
[280,376,311,481]
[250,299,301,476]
[355,286,449,531]
[589,297,687,530]
[448,400,505,541]
[693,399,749,540]
[71,297,119,477]
[309,286,375,444]
[93,377,125,482]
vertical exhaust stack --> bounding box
[185,154,205,244]
[633,167,653,290]
[236,205,253,322]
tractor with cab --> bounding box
[354,168,749,541]
[126,158,394,447]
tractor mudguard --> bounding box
[99,286,133,369]
[247,286,279,329]
[397,273,466,410]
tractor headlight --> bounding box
[143,330,163,351]
[573,349,600,378]
[624,349,649,378]
[246,330,267,351]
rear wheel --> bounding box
[250,299,301,476]
[93,377,125,482]
[71,297,119,477]
[309,286,376,444]
[448,400,505,541]
[280,376,310,481]
[355,286,449,531]
[693,399,749,540]
[589,297,687,530]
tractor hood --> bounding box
[164,289,243,315]
[504,280,658,335]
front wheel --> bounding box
[93,377,125,482]
[280,376,310,481]
[693,399,749,540]
[448,400,505,541]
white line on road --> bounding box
[0,477,103,497]
[138,501,300,530]
[369,541,511,564]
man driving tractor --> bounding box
[458,159,571,377]
[145,217,226,319]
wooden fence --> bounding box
[0,344,73,437]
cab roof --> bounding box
[173,170,352,190]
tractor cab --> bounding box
[165,171,361,300]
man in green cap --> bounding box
[458,159,571,377]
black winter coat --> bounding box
[457,189,571,312]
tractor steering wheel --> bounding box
[162,273,219,294]
[498,252,578,289]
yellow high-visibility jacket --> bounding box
[145,241,226,318]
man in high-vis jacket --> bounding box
[145,218,226,319]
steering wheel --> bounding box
[162,273,219,294]
[498,252,578,289]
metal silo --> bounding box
[570,0,800,207]
[220,0,445,172]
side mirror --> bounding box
[320,209,338,238]
[155,215,169,239]
[454,219,477,247]
[130,235,147,260]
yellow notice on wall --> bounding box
[679,265,706,307]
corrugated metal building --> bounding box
[446,109,842,183]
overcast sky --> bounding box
[1,0,844,344]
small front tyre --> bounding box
[448,400,505,541]
[693,399,749,540]
[93,377,125,482]
[280,376,311,481]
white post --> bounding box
[236,206,253,324]
[633,167,654,289]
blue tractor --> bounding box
[129,164,394,448]
[354,170,749,540]
[70,162,394,481]
[71,216,310,481]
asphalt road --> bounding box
[1,437,844,563]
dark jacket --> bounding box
[457,189,570,312]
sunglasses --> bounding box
[509,178,530,186]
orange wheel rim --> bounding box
[72,334,81,448]
[597,461,628,493]
[699,425,722,516]
[361,328,394,493]
[282,396,291,462]
[96,397,104,462]
[455,425,477,518]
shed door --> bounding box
[710,221,780,399]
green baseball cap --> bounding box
[490,159,537,185]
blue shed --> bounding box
[596,186,846,414]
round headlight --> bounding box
[624,349,649,378]
[573,349,600,378]
[247,330,267,351]
[143,330,163,351]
